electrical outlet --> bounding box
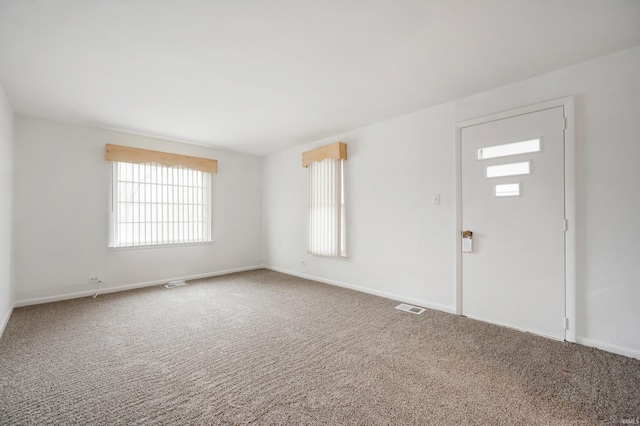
[88,276,100,283]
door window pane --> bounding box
[478,139,540,160]
[486,161,530,178]
[495,183,521,197]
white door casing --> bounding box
[456,100,574,341]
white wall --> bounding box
[264,102,457,312]
[13,116,263,302]
[0,82,14,334]
[262,46,640,358]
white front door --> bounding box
[461,106,566,340]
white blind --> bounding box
[308,158,346,257]
[110,162,212,248]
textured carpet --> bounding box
[1,269,639,425]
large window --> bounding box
[303,142,347,258]
[106,144,216,248]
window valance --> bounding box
[105,144,218,174]
[301,142,347,168]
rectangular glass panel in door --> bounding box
[486,161,530,178]
[478,138,540,160]
[494,183,521,197]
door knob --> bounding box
[462,230,473,253]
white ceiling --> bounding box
[1,1,639,156]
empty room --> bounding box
[1,1,639,424]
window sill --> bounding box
[108,241,214,252]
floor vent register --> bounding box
[395,303,425,315]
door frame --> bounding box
[454,97,576,342]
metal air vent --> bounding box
[395,303,425,315]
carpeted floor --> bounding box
[1,269,639,425]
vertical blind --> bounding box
[110,162,212,247]
[308,158,346,257]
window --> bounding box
[477,138,541,160]
[486,161,531,178]
[303,142,347,257]
[494,183,521,197]
[106,144,217,248]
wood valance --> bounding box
[105,144,218,174]
[302,142,347,168]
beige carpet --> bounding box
[1,269,638,425]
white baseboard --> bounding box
[1,305,13,338]
[13,265,264,308]
[576,336,640,361]
[264,265,456,315]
